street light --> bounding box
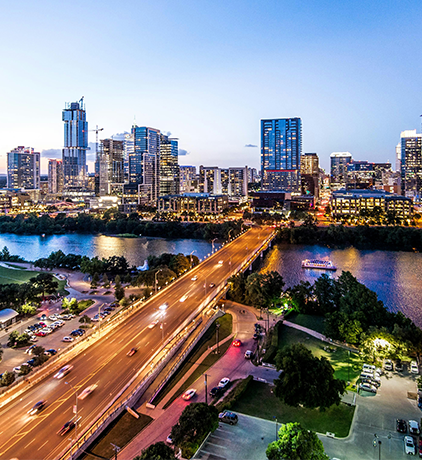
[211,238,217,254]
[373,434,381,460]
[190,250,196,269]
[65,381,78,460]
[154,269,163,294]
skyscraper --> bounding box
[400,129,422,197]
[330,152,352,190]
[7,146,40,189]
[48,159,64,193]
[301,153,319,197]
[99,139,125,196]
[159,135,179,196]
[261,118,302,192]
[179,166,198,193]
[62,98,88,189]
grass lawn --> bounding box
[80,411,152,460]
[78,299,95,311]
[0,266,40,284]
[276,324,363,390]
[285,312,326,334]
[153,313,233,408]
[231,380,354,438]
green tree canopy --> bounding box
[29,273,58,297]
[134,442,177,460]
[274,344,346,410]
[266,422,329,460]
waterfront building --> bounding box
[330,152,352,190]
[99,139,125,196]
[400,129,422,198]
[48,159,64,194]
[331,189,413,218]
[228,167,248,196]
[261,117,302,192]
[300,153,319,197]
[180,166,198,193]
[62,98,88,190]
[7,146,40,190]
[157,193,229,214]
[159,136,179,196]
[198,166,248,197]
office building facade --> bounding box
[99,139,125,196]
[400,130,422,198]
[330,152,352,190]
[261,118,302,192]
[159,136,179,196]
[300,152,320,197]
[7,146,40,190]
[180,166,198,193]
[62,98,88,189]
[48,159,64,194]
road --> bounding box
[0,226,275,460]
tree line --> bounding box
[0,211,243,240]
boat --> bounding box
[301,259,337,270]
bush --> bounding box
[0,371,15,387]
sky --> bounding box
[1,0,422,174]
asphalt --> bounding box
[0,226,275,460]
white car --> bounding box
[49,315,58,321]
[182,389,196,400]
[359,382,377,393]
[54,365,73,379]
[409,420,420,435]
[218,260,223,265]
[179,294,188,303]
[191,275,198,281]
[404,435,416,455]
[384,359,393,371]
[148,320,159,329]
[62,336,74,342]
[77,384,98,400]
[411,361,419,374]
[244,350,253,359]
[218,378,230,388]
[13,366,21,373]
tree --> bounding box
[114,275,125,301]
[79,315,91,324]
[62,297,79,313]
[91,272,100,288]
[134,442,177,460]
[0,371,15,387]
[171,403,218,450]
[266,422,329,460]
[274,344,346,410]
[29,273,58,298]
[102,273,110,288]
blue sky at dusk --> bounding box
[1,0,422,173]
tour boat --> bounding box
[301,259,337,270]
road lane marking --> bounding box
[24,438,35,448]
[37,440,49,450]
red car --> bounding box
[35,331,47,337]
[127,347,137,357]
[232,339,242,347]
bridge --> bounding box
[0,226,277,460]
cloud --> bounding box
[111,131,129,140]
[245,144,258,148]
[179,148,189,156]
[163,131,172,137]
[41,148,61,158]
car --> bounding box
[25,345,36,354]
[13,366,22,373]
[49,315,58,321]
[148,320,159,329]
[404,436,416,455]
[218,260,224,265]
[57,420,76,436]
[395,360,404,372]
[191,275,198,281]
[102,311,110,316]
[409,420,420,435]
[61,315,72,321]
[45,348,57,356]
[182,389,196,400]
[218,378,230,388]
[218,410,238,425]
[210,387,221,397]
[77,384,98,400]
[91,316,100,322]
[104,307,114,312]
[165,434,173,445]
[253,333,260,340]
[232,339,242,347]
[359,382,377,393]
[26,358,36,366]
[127,347,137,357]
[397,419,408,433]
[70,330,81,337]
[362,364,376,371]
[244,350,253,359]
[209,283,216,288]
[361,378,380,388]
[27,400,47,415]
[29,335,38,342]
[55,320,65,326]
[381,359,392,370]
[179,294,188,302]
[41,327,53,334]
[38,322,47,327]
[35,331,47,337]
[62,336,74,342]
[40,314,48,321]
[54,365,73,379]
[411,361,419,374]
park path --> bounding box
[283,320,327,340]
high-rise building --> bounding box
[159,135,179,196]
[261,118,302,192]
[124,133,134,183]
[301,153,320,197]
[48,159,64,194]
[7,146,40,189]
[62,98,88,190]
[199,166,222,194]
[180,166,198,193]
[99,139,125,196]
[400,129,422,198]
[228,167,248,196]
[330,152,352,190]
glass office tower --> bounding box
[261,118,302,192]
[62,98,88,189]
[7,146,40,189]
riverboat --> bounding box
[301,259,337,270]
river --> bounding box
[0,233,421,326]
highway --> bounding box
[0,226,275,460]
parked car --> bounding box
[360,378,380,388]
[359,383,377,394]
[244,350,253,359]
[62,336,74,342]
[25,345,36,354]
[165,434,173,445]
[395,360,404,372]
[409,420,420,435]
[182,389,196,400]
[404,435,416,455]
[411,361,419,374]
[210,387,221,397]
[218,410,238,425]
[396,419,407,433]
[26,358,36,366]
[218,378,230,388]
[362,364,376,371]
[45,349,57,356]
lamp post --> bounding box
[65,381,78,460]
[228,229,233,242]
[159,303,167,343]
[211,238,217,254]
[215,323,220,354]
[154,269,163,294]
[373,434,381,460]
[190,250,195,269]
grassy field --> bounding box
[231,380,354,438]
[153,313,233,408]
[285,312,326,334]
[77,299,95,311]
[277,324,363,389]
[0,266,39,284]
[80,411,153,460]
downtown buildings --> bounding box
[7,146,40,190]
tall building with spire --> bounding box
[62,98,88,190]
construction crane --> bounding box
[85,125,104,166]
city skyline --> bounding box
[1,1,422,174]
